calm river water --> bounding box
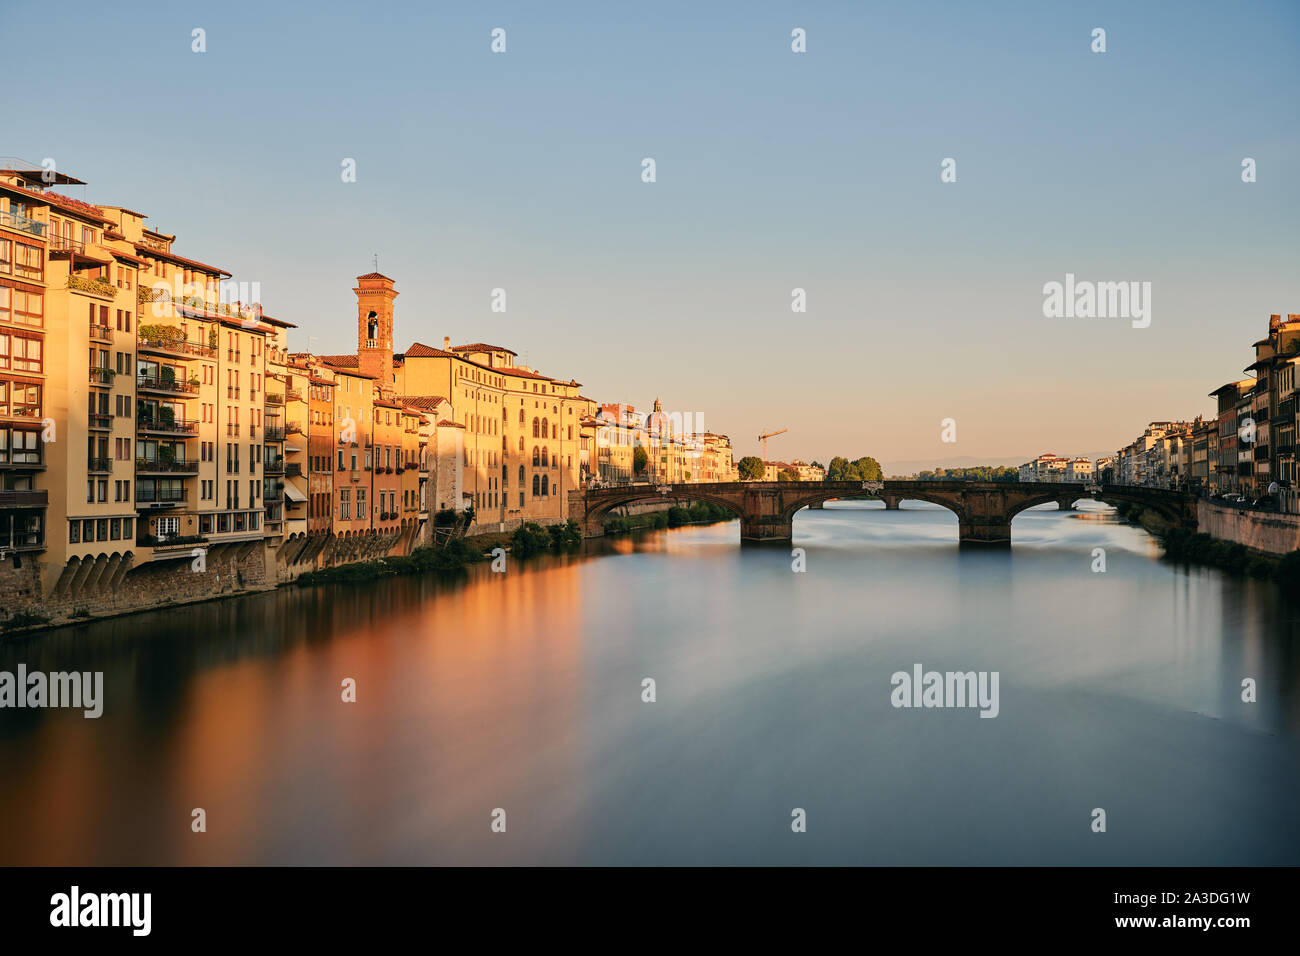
[2,501,1299,865]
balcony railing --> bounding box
[285,462,302,477]
[135,457,199,473]
[137,373,198,394]
[136,416,199,435]
[48,233,85,254]
[0,210,46,237]
[0,489,47,508]
[285,389,302,403]
[286,422,303,435]
[88,412,113,429]
[87,457,112,472]
[265,393,283,406]
[89,322,113,343]
[135,488,188,506]
[89,367,115,385]
[264,427,285,441]
[264,460,285,475]
[137,333,216,358]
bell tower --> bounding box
[354,272,397,395]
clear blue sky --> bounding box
[10,0,1299,466]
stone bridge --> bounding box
[570,481,1197,545]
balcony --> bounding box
[0,210,46,237]
[286,422,303,435]
[265,459,285,475]
[135,457,199,474]
[67,274,116,299]
[285,389,302,403]
[88,367,115,385]
[0,489,48,508]
[265,392,284,406]
[285,462,302,477]
[135,488,188,508]
[137,332,216,359]
[88,412,113,430]
[137,372,198,395]
[87,457,112,473]
[89,322,113,343]
[48,233,85,255]
[136,415,199,436]
[264,427,285,441]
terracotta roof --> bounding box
[402,341,455,358]
[438,420,465,428]
[134,243,231,278]
[110,250,151,266]
[501,366,553,381]
[0,181,112,223]
[355,271,393,281]
[399,395,447,410]
[318,354,358,367]
[452,343,516,356]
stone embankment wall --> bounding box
[1,524,429,636]
[1197,501,1300,556]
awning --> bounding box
[283,483,307,503]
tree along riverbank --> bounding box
[602,501,736,534]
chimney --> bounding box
[443,336,451,351]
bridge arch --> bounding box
[578,488,746,532]
[779,489,967,525]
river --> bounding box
[2,500,1298,865]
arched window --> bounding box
[519,464,525,485]
[518,436,524,451]
[502,465,508,486]
[541,417,548,436]
[532,474,540,496]
[541,475,549,496]
[502,407,507,420]
[519,408,524,424]
[532,417,539,437]
[541,448,549,467]
[532,446,540,466]
[552,424,557,439]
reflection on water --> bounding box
[1,500,1298,865]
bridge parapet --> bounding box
[573,480,1196,544]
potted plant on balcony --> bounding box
[159,445,176,465]
[161,365,176,386]
[159,406,176,428]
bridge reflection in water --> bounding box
[572,481,1197,545]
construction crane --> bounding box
[758,428,787,462]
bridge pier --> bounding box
[958,518,1012,547]
[881,494,900,510]
[740,514,793,543]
